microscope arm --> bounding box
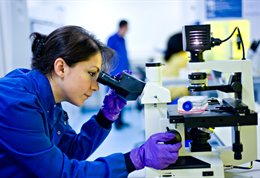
[188,83,241,93]
[188,73,242,95]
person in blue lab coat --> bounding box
[0,26,182,178]
[107,19,131,130]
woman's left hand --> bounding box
[101,89,127,121]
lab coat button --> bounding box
[57,131,61,135]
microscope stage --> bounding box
[167,104,257,128]
[164,156,210,170]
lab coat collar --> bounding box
[29,69,57,115]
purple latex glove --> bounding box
[101,70,132,121]
[130,132,182,170]
[101,89,127,121]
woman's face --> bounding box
[59,52,102,106]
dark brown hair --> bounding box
[164,32,183,62]
[30,25,114,74]
[119,20,128,28]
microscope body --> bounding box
[141,62,224,178]
[141,60,258,178]
[141,63,171,139]
[187,60,258,165]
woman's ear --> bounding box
[53,58,67,78]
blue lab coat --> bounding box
[107,33,130,75]
[0,69,130,177]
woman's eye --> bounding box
[88,72,97,77]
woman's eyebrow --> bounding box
[90,66,100,72]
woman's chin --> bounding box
[69,99,85,107]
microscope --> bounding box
[141,24,258,178]
[97,24,258,178]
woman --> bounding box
[163,32,190,101]
[0,26,182,177]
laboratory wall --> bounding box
[197,0,260,42]
[1,0,260,74]
[0,0,31,77]
[26,0,199,66]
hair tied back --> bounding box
[30,32,46,59]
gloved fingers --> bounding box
[154,152,178,169]
[163,142,182,152]
[106,109,120,115]
[103,90,116,105]
[106,88,116,96]
[164,155,178,164]
[114,72,123,79]
[106,89,127,104]
[123,70,132,75]
[109,89,127,102]
[157,149,179,162]
[112,93,127,109]
[167,152,179,164]
[150,132,176,143]
[117,97,127,109]
[114,70,133,79]
[102,87,127,121]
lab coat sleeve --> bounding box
[58,110,112,160]
[0,94,128,177]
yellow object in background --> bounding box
[162,51,190,100]
[162,52,189,77]
[203,19,250,60]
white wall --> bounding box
[0,8,5,76]
[0,0,31,76]
[27,0,260,66]
[243,0,260,41]
[64,0,199,65]
[196,0,260,42]
[1,0,258,76]
[27,0,199,66]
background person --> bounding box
[162,32,190,102]
[107,19,131,130]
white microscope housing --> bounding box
[140,60,258,178]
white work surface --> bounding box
[129,160,260,178]
[225,161,260,178]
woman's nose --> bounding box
[91,80,99,91]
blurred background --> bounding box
[1,0,260,177]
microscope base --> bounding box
[145,154,224,178]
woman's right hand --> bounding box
[129,132,182,170]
